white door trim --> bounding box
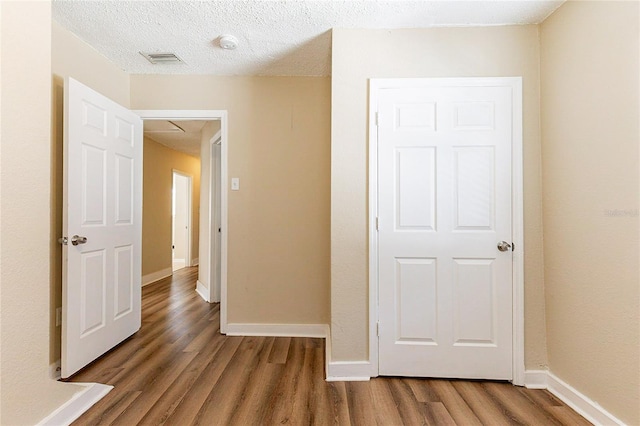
[135,110,229,334]
[368,77,524,384]
[171,169,193,270]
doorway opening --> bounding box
[137,110,229,334]
[172,171,192,271]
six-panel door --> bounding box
[377,84,514,379]
[62,77,142,378]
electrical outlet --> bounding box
[56,307,62,326]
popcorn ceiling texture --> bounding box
[52,0,563,76]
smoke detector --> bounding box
[219,35,238,50]
[140,52,184,64]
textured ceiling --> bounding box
[144,120,213,157]
[53,0,564,76]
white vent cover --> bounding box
[140,52,184,64]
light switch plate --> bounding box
[231,177,240,191]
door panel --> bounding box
[377,82,515,379]
[62,77,142,378]
[396,148,436,230]
[452,258,496,345]
[395,257,437,343]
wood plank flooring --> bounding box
[70,267,590,425]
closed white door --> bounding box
[62,77,142,378]
[377,80,516,379]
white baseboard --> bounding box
[37,383,112,426]
[326,361,372,382]
[524,370,625,425]
[225,323,329,338]
[191,257,199,266]
[523,369,548,389]
[142,267,172,287]
[324,327,372,381]
[195,280,209,302]
[547,372,625,426]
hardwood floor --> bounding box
[70,267,590,425]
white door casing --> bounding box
[369,78,524,382]
[135,110,229,333]
[62,77,143,378]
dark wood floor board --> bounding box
[69,341,141,382]
[228,338,286,426]
[107,349,198,425]
[69,267,590,426]
[547,406,595,425]
[345,381,378,426]
[136,349,227,426]
[267,336,291,364]
[517,387,591,426]
[326,381,352,425]
[180,310,221,353]
[407,378,441,403]
[309,347,340,425]
[428,379,483,426]
[190,336,269,425]
[388,378,430,425]
[160,337,244,426]
[167,306,220,352]
[74,344,181,418]
[369,378,404,425]
[423,401,458,426]
[517,385,564,407]
[262,337,310,425]
[452,380,523,425]
[484,381,564,426]
[291,344,317,424]
[77,390,142,426]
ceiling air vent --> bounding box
[140,52,183,64]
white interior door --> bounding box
[62,77,142,378]
[377,80,516,379]
[172,171,191,271]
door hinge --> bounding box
[376,321,380,337]
[375,111,379,127]
[375,217,379,231]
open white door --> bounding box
[61,77,142,378]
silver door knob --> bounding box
[71,235,87,246]
[497,241,512,252]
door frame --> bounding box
[209,130,222,303]
[135,109,229,334]
[171,169,193,270]
[368,77,524,385]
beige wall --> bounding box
[540,2,640,424]
[142,137,200,278]
[51,21,131,365]
[331,26,547,365]
[1,2,83,424]
[131,76,331,324]
[52,21,130,107]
